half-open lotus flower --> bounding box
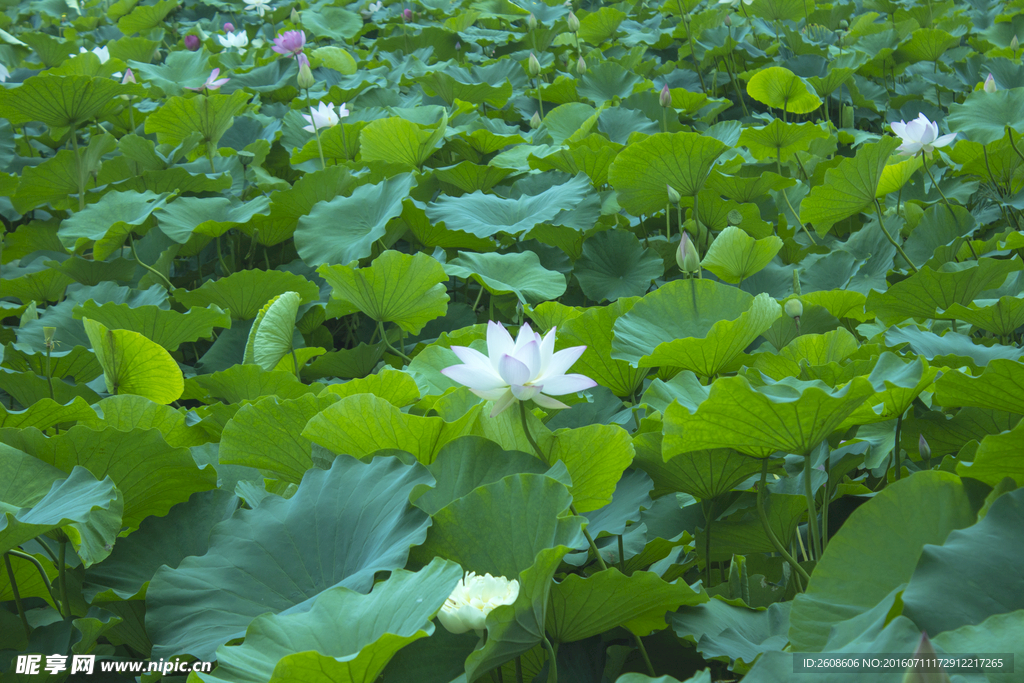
[272,30,306,56]
[301,101,349,133]
[441,320,596,418]
[890,113,956,156]
[437,572,520,635]
[80,45,110,63]
[218,30,248,52]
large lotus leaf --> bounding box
[933,359,1024,414]
[959,419,1024,486]
[933,611,1024,683]
[608,132,729,215]
[556,297,648,398]
[0,75,144,127]
[410,473,586,680]
[82,318,184,404]
[701,227,784,284]
[539,103,598,146]
[118,0,177,35]
[0,396,97,432]
[670,599,790,671]
[800,137,901,235]
[941,296,1024,337]
[540,423,635,513]
[788,471,977,652]
[425,174,590,239]
[83,490,239,603]
[746,67,822,114]
[577,61,644,107]
[58,190,172,260]
[320,367,420,407]
[93,395,207,449]
[194,558,463,683]
[837,354,938,429]
[946,88,1024,145]
[144,90,250,152]
[358,112,447,169]
[884,326,1024,369]
[866,259,1024,322]
[146,455,433,660]
[444,250,566,304]
[738,119,829,163]
[295,174,413,267]
[14,134,117,212]
[580,468,652,539]
[157,197,272,243]
[0,462,121,568]
[643,439,768,500]
[318,250,450,334]
[244,291,301,372]
[183,365,321,404]
[246,166,357,246]
[172,269,319,321]
[548,569,707,643]
[419,70,513,107]
[611,280,782,376]
[664,375,876,458]
[73,301,230,352]
[0,425,217,534]
[574,229,664,302]
[902,487,1024,636]
[219,393,340,483]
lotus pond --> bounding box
[0,0,1023,681]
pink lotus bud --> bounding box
[724,14,731,26]
[659,84,672,108]
[121,67,135,84]
[676,232,700,273]
[984,73,997,93]
[185,34,201,51]
[403,8,412,20]
[918,434,931,460]
[567,11,580,32]
[455,41,461,50]
[224,22,235,32]
[528,52,541,77]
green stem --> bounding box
[471,284,485,312]
[681,19,707,93]
[702,498,714,587]
[306,89,327,171]
[127,96,136,133]
[70,127,86,212]
[58,540,70,621]
[45,341,54,402]
[618,534,625,573]
[378,320,411,362]
[6,549,58,606]
[292,348,302,382]
[740,5,763,50]
[782,188,818,244]
[665,202,671,241]
[542,635,558,683]
[130,234,175,290]
[920,154,957,221]
[724,55,749,117]
[204,95,216,173]
[873,200,918,273]
[821,477,830,551]
[3,553,31,640]
[634,633,656,677]
[1008,127,1024,164]
[515,656,524,683]
[894,412,903,482]
[756,459,811,584]
[803,454,821,562]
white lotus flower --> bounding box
[437,572,520,635]
[218,31,249,52]
[718,0,754,6]
[301,101,350,133]
[0,63,9,83]
[441,320,597,418]
[368,0,383,11]
[79,46,110,63]
[245,0,271,17]
[890,113,957,156]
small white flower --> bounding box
[301,101,350,133]
[437,572,520,635]
[890,113,957,157]
[0,63,10,83]
[218,30,249,52]
[80,46,110,63]
[369,0,383,11]
[441,320,596,418]
[245,0,272,17]
[718,0,754,5]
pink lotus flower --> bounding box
[272,30,306,56]
[403,8,413,20]
[441,321,596,417]
[185,35,201,51]
[187,68,230,92]
[224,22,235,32]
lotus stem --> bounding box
[756,459,811,584]
[680,16,707,93]
[618,535,625,573]
[893,412,903,481]
[58,540,70,621]
[6,549,58,607]
[803,454,821,561]
[129,234,175,290]
[377,321,411,362]
[542,635,558,683]
[1009,127,1024,164]
[920,153,957,221]
[702,498,714,587]
[3,553,31,639]
[873,200,919,273]
[70,128,86,212]
[306,89,327,171]
[515,656,524,683]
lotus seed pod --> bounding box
[659,83,672,108]
[727,209,743,225]
[785,299,803,319]
[918,434,931,461]
[530,111,541,128]
[527,13,537,30]
[567,12,580,32]
[528,52,541,77]
[577,55,586,74]
[667,184,681,204]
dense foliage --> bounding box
[0,0,1023,681]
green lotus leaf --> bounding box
[541,422,635,513]
[300,5,362,41]
[933,359,1024,414]
[574,229,664,302]
[432,161,513,194]
[444,250,566,304]
[528,134,623,186]
[701,227,783,284]
[0,396,97,432]
[157,196,271,243]
[746,0,810,22]
[959,419,1024,486]
[579,468,652,539]
[82,317,184,404]
[0,75,144,127]
[245,291,301,371]
[788,471,976,652]
[670,599,790,671]
[295,173,413,267]
[641,437,769,500]
[738,119,829,163]
[664,375,876,458]
[117,0,177,35]
[612,280,782,376]
[577,6,627,45]
[318,250,450,334]
[875,155,922,197]
[557,297,649,398]
[146,456,433,660]
[883,325,1024,370]
[577,61,645,107]
[172,269,320,320]
[73,301,230,352]
[800,137,901,235]
[419,69,513,107]
[837,354,938,429]
[246,166,356,246]
[94,394,208,449]
[0,458,121,568]
[540,103,598,145]
[144,90,250,153]
[183,364,321,404]
[746,67,822,115]
[895,27,961,63]
[548,569,707,643]
[358,112,448,169]
[14,133,117,213]
[940,296,1024,337]
[946,88,1024,145]
[321,366,421,407]
[0,424,217,534]
[58,190,172,260]
[933,611,1024,683]
[608,132,729,215]
[311,46,357,75]
[697,492,807,562]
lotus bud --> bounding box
[984,73,997,93]
[296,53,315,89]
[1012,35,1019,52]
[785,298,803,319]
[455,41,461,50]
[792,269,801,295]
[403,8,413,21]
[903,633,950,683]
[659,83,672,108]
[224,22,234,32]
[723,14,731,27]
[676,232,700,273]
[841,104,854,129]
[666,184,681,204]
[185,34,201,51]
[567,11,580,32]
[918,434,931,461]
[527,13,537,30]
[291,7,300,23]
[528,52,541,77]
[577,55,586,74]
[530,111,541,128]
[839,19,849,30]
[683,14,691,24]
